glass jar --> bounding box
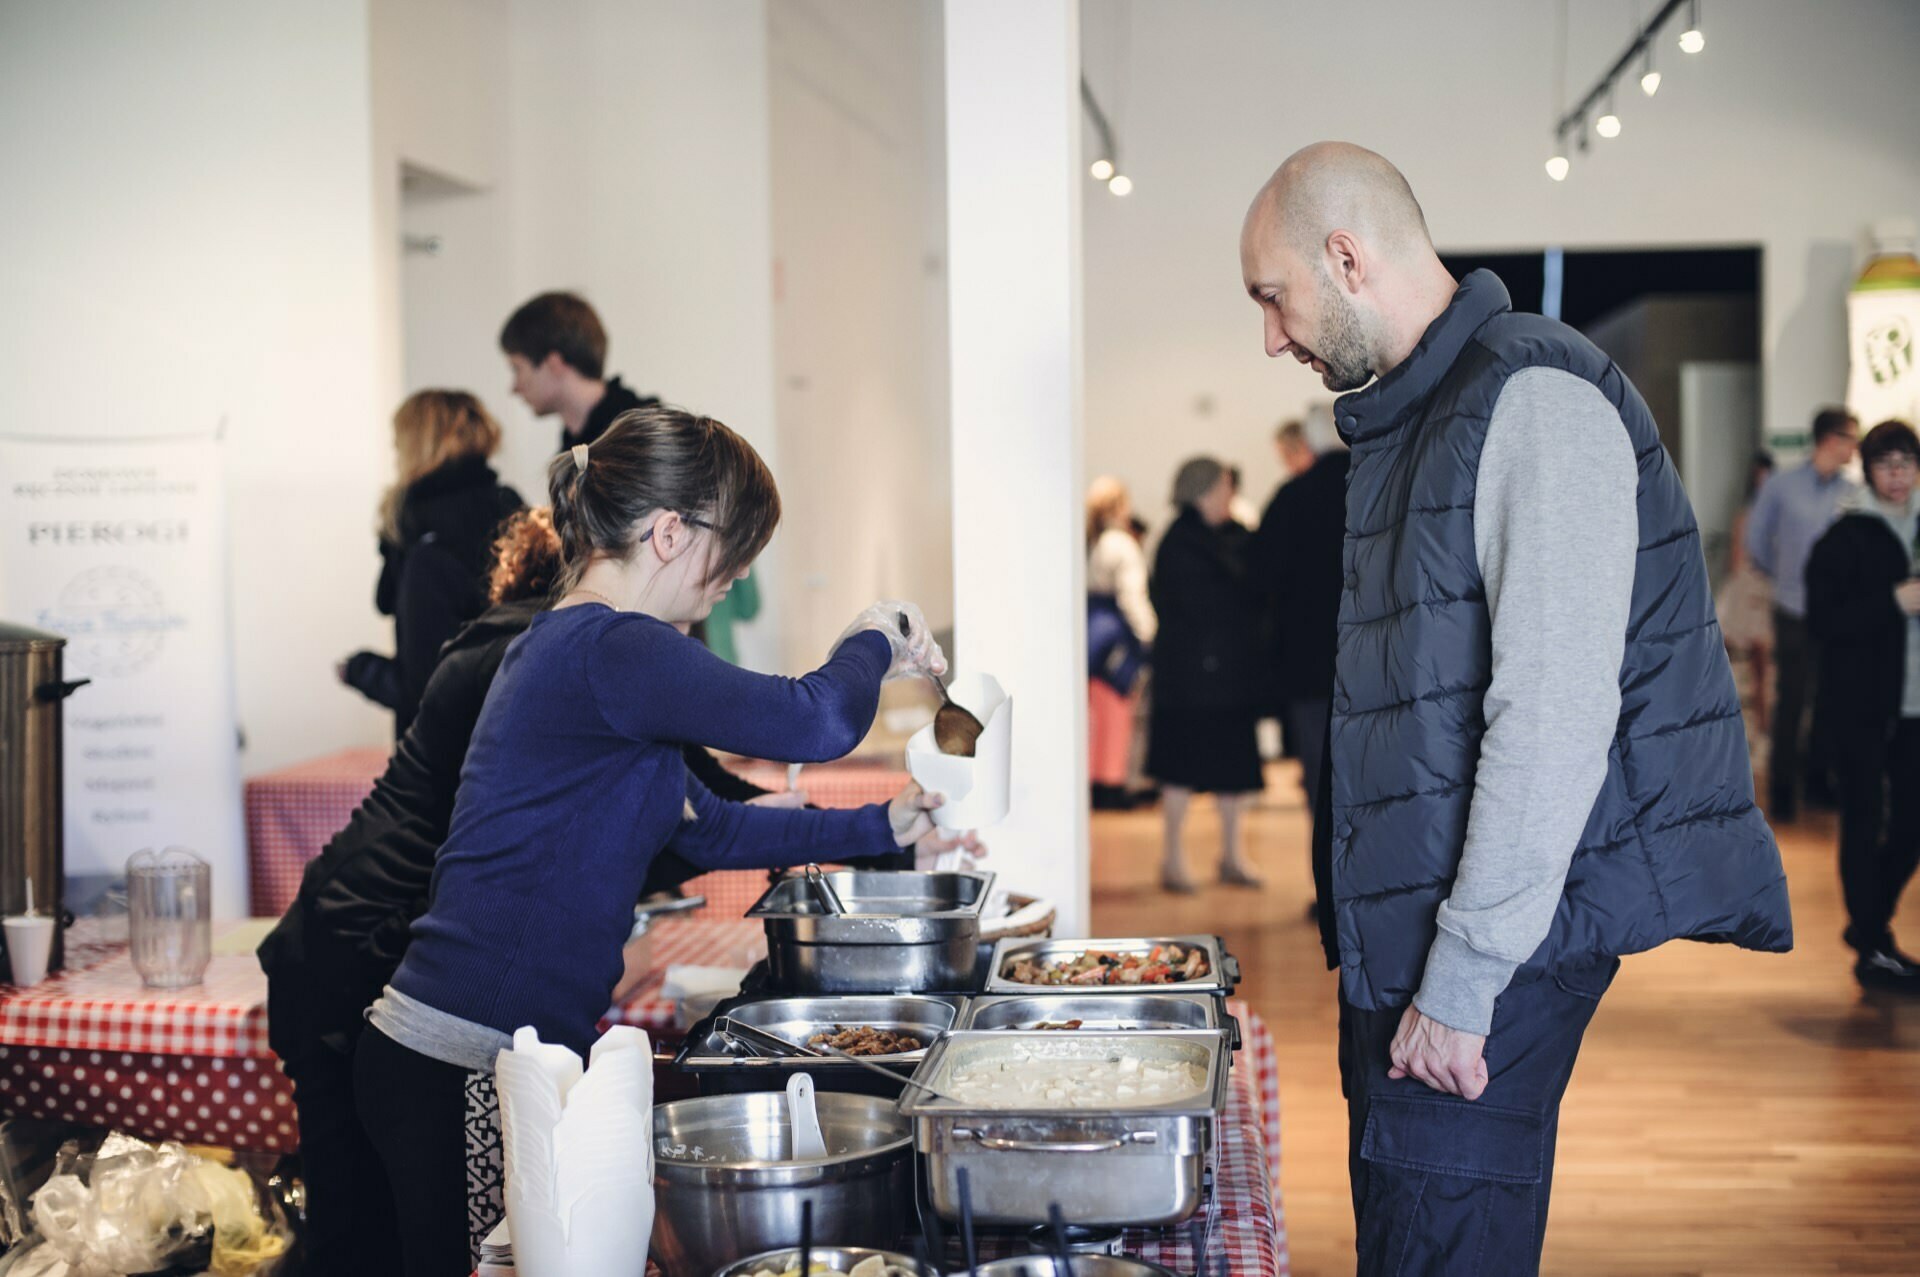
[126,848,211,989]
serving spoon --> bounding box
[895,611,985,757]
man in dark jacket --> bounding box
[498,291,662,451]
[1251,413,1348,855]
[1241,142,1791,1274]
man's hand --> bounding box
[1895,578,1920,617]
[1388,1005,1489,1100]
[914,827,985,870]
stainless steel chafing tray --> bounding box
[747,870,995,994]
[982,936,1239,996]
[676,994,960,1074]
[899,1029,1229,1227]
[957,992,1241,1053]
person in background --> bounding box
[1274,417,1318,479]
[499,291,661,452]
[341,390,523,737]
[354,408,968,1275]
[1086,476,1158,810]
[1747,407,1861,819]
[1251,402,1348,907]
[1242,142,1789,1274]
[1148,456,1265,891]
[695,567,760,664]
[1718,451,1777,733]
[1806,419,1920,994]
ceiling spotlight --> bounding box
[1640,49,1661,95]
[1107,173,1133,196]
[1545,154,1570,182]
[1596,104,1622,139]
[1679,0,1704,53]
[1090,158,1115,181]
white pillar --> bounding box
[943,0,1089,935]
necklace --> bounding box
[570,587,621,611]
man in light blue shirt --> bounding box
[1746,406,1860,819]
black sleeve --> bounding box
[342,650,403,710]
[681,745,770,803]
[1806,526,1892,643]
[395,541,486,726]
[373,537,403,617]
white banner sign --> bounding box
[1848,284,1920,429]
[0,434,246,918]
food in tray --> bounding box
[1030,1019,1085,1031]
[744,1256,916,1277]
[945,1049,1209,1108]
[806,1024,925,1056]
[1001,942,1211,986]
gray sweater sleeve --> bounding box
[1412,367,1639,1035]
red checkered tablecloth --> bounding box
[244,746,389,917]
[243,748,910,920]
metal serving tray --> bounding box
[957,992,1241,1053]
[675,994,963,1096]
[899,1029,1228,1227]
[982,936,1239,997]
[748,870,995,994]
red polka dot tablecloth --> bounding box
[243,747,911,920]
[0,1045,298,1153]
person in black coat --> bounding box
[341,390,523,736]
[265,510,776,1275]
[1251,418,1349,880]
[1148,456,1266,892]
[1805,418,1920,994]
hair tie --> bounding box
[571,443,590,474]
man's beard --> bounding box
[1313,274,1376,392]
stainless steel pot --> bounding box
[977,1257,1180,1277]
[652,1091,914,1277]
[0,622,85,974]
[712,1246,935,1277]
[900,1031,1229,1228]
[748,870,994,994]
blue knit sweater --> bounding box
[390,605,897,1055]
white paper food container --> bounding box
[905,673,1011,831]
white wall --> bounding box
[767,0,953,674]
[374,0,784,671]
[0,1,388,774]
[1081,0,1920,523]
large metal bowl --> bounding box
[652,1091,914,1277]
[977,1258,1179,1277]
[713,1246,936,1277]
[749,870,996,994]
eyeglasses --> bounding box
[637,512,717,543]
[1868,454,1918,474]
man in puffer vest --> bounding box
[1241,142,1793,1274]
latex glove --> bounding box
[834,601,948,681]
[1387,1004,1489,1100]
[888,780,949,847]
[913,826,986,871]
[1896,578,1920,617]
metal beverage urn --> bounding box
[1,621,88,974]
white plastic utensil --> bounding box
[787,1072,828,1160]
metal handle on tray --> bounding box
[953,1129,1158,1154]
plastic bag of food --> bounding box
[23,1133,287,1276]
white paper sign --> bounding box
[0,434,246,918]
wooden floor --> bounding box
[1088,765,1920,1277]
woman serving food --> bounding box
[352,406,968,1276]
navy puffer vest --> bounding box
[1330,271,1792,1011]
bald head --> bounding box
[1249,142,1433,264]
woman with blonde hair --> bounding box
[342,390,524,734]
[1087,476,1157,808]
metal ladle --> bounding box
[895,611,985,757]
